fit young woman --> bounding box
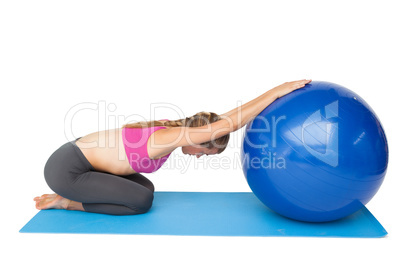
[34,79,312,215]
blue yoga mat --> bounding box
[20,192,387,237]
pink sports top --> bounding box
[122,119,172,173]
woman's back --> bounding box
[75,127,175,175]
[75,128,135,175]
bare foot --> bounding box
[34,194,71,210]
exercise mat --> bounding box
[20,192,387,237]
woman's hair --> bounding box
[122,111,230,154]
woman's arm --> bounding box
[155,79,312,149]
[220,79,312,131]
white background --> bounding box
[1,0,401,267]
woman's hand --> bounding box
[270,79,312,99]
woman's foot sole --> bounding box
[34,194,71,210]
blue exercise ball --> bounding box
[241,81,388,222]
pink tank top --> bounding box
[122,119,172,173]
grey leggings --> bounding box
[43,138,154,215]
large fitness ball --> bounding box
[241,81,388,222]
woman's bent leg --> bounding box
[62,171,154,215]
[42,139,153,215]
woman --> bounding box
[34,79,312,215]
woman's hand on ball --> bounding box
[271,79,312,99]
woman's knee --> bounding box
[131,189,154,214]
[146,181,155,193]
